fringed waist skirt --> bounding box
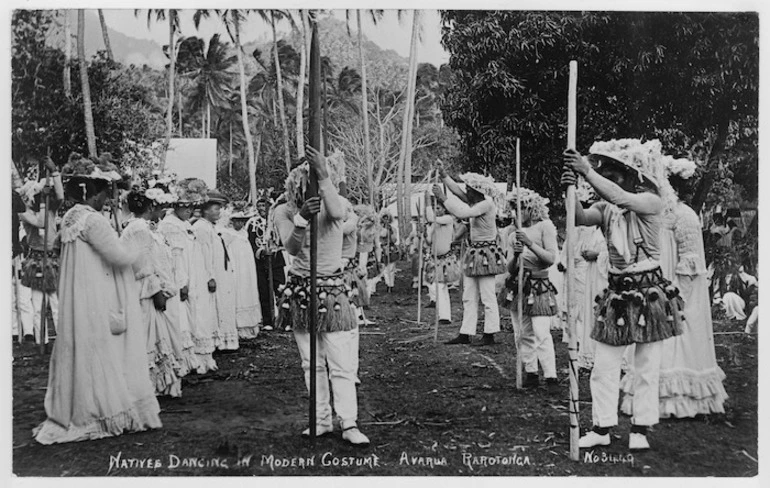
[276,274,358,333]
[21,248,60,292]
[425,251,461,284]
[463,240,507,277]
[592,266,684,346]
[500,271,558,316]
[343,261,369,307]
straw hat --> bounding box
[61,152,122,182]
[587,139,664,193]
[173,178,208,205]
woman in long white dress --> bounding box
[621,160,727,418]
[157,178,214,374]
[193,190,238,350]
[34,156,161,444]
[122,187,187,397]
[226,208,262,339]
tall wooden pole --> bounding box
[38,158,51,354]
[432,170,440,342]
[416,188,425,325]
[515,138,523,389]
[566,60,580,462]
[307,16,322,445]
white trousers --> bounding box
[721,292,746,320]
[459,275,500,335]
[382,263,397,288]
[294,328,359,429]
[31,289,58,344]
[591,341,663,427]
[427,283,452,321]
[12,274,34,337]
[745,306,758,333]
[511,311,556,378]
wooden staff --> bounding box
[38,155,51,354]
[515,138,524,389]
[565,60,580,461]
[431,170,440,342]
[415,182,426,325]
[307,17,322,444]
[265,203,276,327]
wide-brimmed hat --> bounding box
[205,189,229,205]
[587,139,664,193]
[61,152,122,182]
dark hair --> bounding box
[466,186,485,205]
[127,190,153,215]
[65,177,110,203]
[200,201,221,212]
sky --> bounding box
[102,9,451,67]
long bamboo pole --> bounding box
[566,60,580,462]
[432,170,440,342]
[307,17,322,445]
[416,181,426,325]
[39,159,51,355]
[515,138,523,389]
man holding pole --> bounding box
[562,139,683,451]
[274,146,370,446]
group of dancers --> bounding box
[16,137,731,453]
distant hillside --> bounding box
[47,10,167,68]
[45,11,411,91]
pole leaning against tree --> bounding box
[515,138,524,390]
[307,15,322,445]
[565,60,580,462]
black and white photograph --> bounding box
[4,0,765,483]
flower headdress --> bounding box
[662,155,697,180]
[61,152,122,181]
[506,186,550,222]
[587,139,665,192]
[459,172,504,212]
[19,179,46,206]
[174,178,208,205]
[284,155,343,212]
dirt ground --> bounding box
[12,263,758,477]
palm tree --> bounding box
[346,9,384,203]
[137,9,180,165]
[62,10,72,97]
[396,10,421,237]
[77,10,97,157]
[257,10,294,174]
[97,9,114,61]
[177,35,237,139]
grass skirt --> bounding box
[425,251,462,284]
[343,261,369,307]
[500,272,559,316]
[464,241,506,277]
[592,266,684,346]
[21,249,59,292]
[276,274,358,333]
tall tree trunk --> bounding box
[162,10,175,168]
[77,10,97,157]
[358,10,374,204]
[63,10,72,97]
[397,10,420,238]
[271,12,292,174]
[98,9,114,61]
[177,78,183,136]
[233,11,257,202]
[296,10,307,158]
[201,109,205,138]
[207,100,211,138]
[229,122,233,176]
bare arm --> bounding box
[443,197,492,220]
[442,175,468,204]
[318,178,344,220]
[275,205,307,256]
[585,169,662,215]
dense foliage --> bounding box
[439,11,758,215]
